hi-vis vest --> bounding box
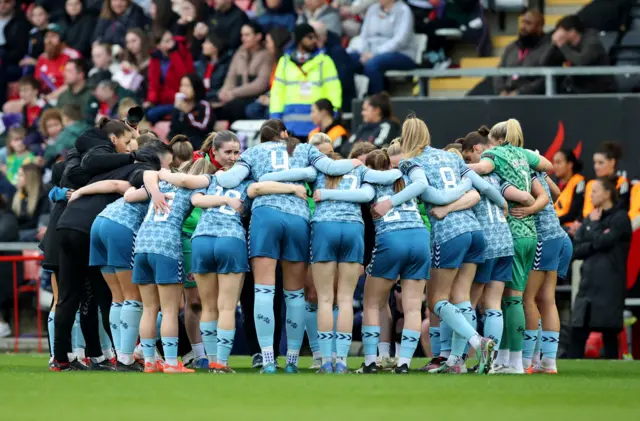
[308,124,348,145]
[630,182,640,221]
[554,173,585,226]
[583,175,629,218]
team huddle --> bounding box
[46,115,571,375]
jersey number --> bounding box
[271,150,289,171]
[146,192,175,222]
[214,186,241,215]
[521,170,530,192]
[440,167,457,189]
[378,195,417,222]
[485,198,507,223]
[343,174,358,190]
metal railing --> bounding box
[386,66,640,96]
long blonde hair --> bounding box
[401,116,431,158]
[489,118,524,148]
[12,164,42,217]
[309,133,332,147]
[386,138,402,157]
[323,152,345,189]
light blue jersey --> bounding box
[532,172,566,242]
[99,197,149,233]
[401,146,481,244]
[472,174,514,260]
[371,178,424,235]
[135,181,195,261]
[237,142,325,221]
[312,166,368,224]
[192,176,253,243]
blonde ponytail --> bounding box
[505,118,524,147]
[401,116,431,158]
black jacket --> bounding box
[1,12,31,67]
[206,4,249,52]
[324,31,355,112]
[92,4,150,47]
[196,50,233,102]
[55,12,97,58]
[341,119,400,157]
[169,101,215,150]
[572,207,632,329]
[16,190,50,230]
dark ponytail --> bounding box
[97,118,130,138]
[558,149,583,174]
[260,119,287,143]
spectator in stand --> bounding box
[193,0,249,52]
[112,58,146,93]
[270,23,341,138]
[297,0,342,36]
[348,0,417,95]
[1,77,48,139]
[88,80,137,123]
[545,15,616,94]
[144,31,195,123]
[56,59,92,117]
[151,0,180,36]
[197,33,232,103]
[338,0,376,38]
[342,92,399,156]
[582,141,630,219]
[494,10,550,96]
[570,176,632,359]
[38,108,63,158]
[308,98,347,150]
[3,128,36,185]
[244,26,291,119]
[44,104,90,165]
[553,149,586,230]
[0,0,30,107]
[121,28,152,97]
[0,193,19,336]
[169,74,215,149]
[215,21,273,123]
[54,0,96,58]
[310,20,355,112]
[20,3,50,75]
[34,24,81,99]
[88,43,117,88]
[175,0,208,61]
[12,163,49,241]
[256,0,297,32]
[93,0,150,47]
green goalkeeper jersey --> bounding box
[480,144,539,239]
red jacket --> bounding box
[146,36,195,106]
[34,47,81,93]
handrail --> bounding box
[386,66,640,96]
[0,242,41,251]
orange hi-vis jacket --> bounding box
[554,173,585,226]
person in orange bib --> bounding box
[308,99,348,150]
[553,149,585,229]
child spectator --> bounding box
[12,164,49,241]
[3,128,36,185]
[144,30,195,123]
[45,104,91,164]
[1,77,48,140]
[256,0,297,32]
[169,74,215,150]
[197,33,233,103]
[19,3,51,74]
[38,109,64,158]
[93,0,150,47]
[54,0,97,58]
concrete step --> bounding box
[428,77,483,97]
[460,56,501,68]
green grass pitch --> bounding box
[1,355,639,420]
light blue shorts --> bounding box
[191,235,249,274]
[367,228,431,281]
[311,222,364,264]
[249,206,309,262]
[89,216,135,272]
[432,231,486,269]
[132,253,183,285]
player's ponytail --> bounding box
[260,119,287,143]
[401,115,431,159]
[505,118,524,147]
[324,152,346,189]
[365,149,405,193]
[188,156,215,175]
[286,137,300,157]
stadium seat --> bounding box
[231,120,266,149]
[599,31,620,55]
[620,30,640,47]
[354,75,369,100]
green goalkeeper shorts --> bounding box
[508,237,536,292]
[182,236,196,289]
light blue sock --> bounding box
[305,302,319,354]
[318,331,333,364]
[523,329,538,361]
[335,332,352,360]
[455,302,475,357]
[200,320,218,361]
[541,331,560,361]
[362,325,380,364]
[484,309,503,349]
[399,329,420,366]
[428,327,440,357]
[161,336,179,365]
[216,328,235,365]
[156,312,163,340]
[120,300,142,358]
[534,318,543,360]
[98,309,113,354]
[332,305,338,354]
[434,300,478,353]
[284,289,305,366]
[254,285,275,364]
[140,338,156,361]
[439,320,453,355]
[72,310,85,352]
[109,302,122,354]
[47,310,55,356]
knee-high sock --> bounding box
[332,304,338,355]
[161,336,179,366]
[533,318,543,364]
[216,328,235,366]
[284,289,305,367]
[318,331,334,364]
[522,329,538,368]
[335,332,352,364]
[119,300,143,363]
[72,310,85,359]
[398,329,420,367]
[541,330,560,367]
[254,285,275,364]
[484,309,504,350]
[503,297,524,352]
[98,310,114,359]
[451,301,474,358]
[362,325,380,366]
[439,320,453,357]
[47,311,55,357]
[109,302,123,354]
[200,320,218,362]
[305,302,319,355]
[429,326,441,357]
[434,300,481,350]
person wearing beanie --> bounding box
[270,23,342,138]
